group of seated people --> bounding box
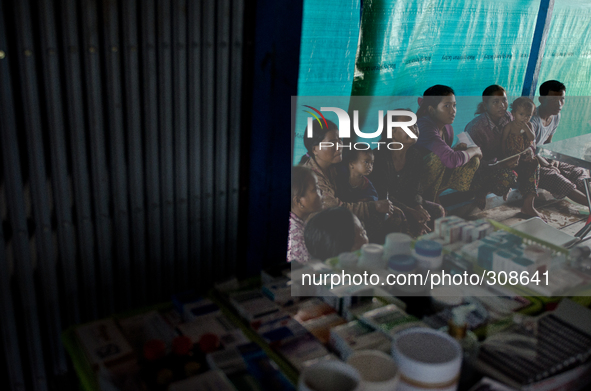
[288,80,590,263]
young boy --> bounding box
[502,97,536,161]
[531,80,590,205]
[335,149,379,203]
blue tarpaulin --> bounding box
[294,0,591,164]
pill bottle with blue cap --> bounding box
[412,240,443,270]
[388,254,417,273]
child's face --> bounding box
[298,175,322,214]
[349,152,374,176]
[351,215,369,251]
[513,106,534,123]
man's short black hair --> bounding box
[304,207,355,261]
[539,80,566,96]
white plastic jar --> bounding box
[383,233,413,259]
[358,243,385,271]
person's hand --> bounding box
[416,222,431,236]
[521,122,536,142]
[375,199,394,214]
[536,156,559,173]
[385,206,406,222]
[412,205,431,223]
[503,155,520,168]
[547,159,561,174]
[536,155,550,167]
[406,206,432,236]
[522,148,535,162]
[406,208,425,224]
[467,146,482,160]
[406,209,431,234]
[454,142,468,151]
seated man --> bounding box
[531,80,590,205]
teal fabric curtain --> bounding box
[292,0,361,165]
[537,0,591,140]
[293,0,591,160]
[351,0,541,137]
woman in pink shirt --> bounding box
[415,85,482,202]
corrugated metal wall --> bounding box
[0,0,245,389]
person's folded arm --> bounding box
[426,131,468,169]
